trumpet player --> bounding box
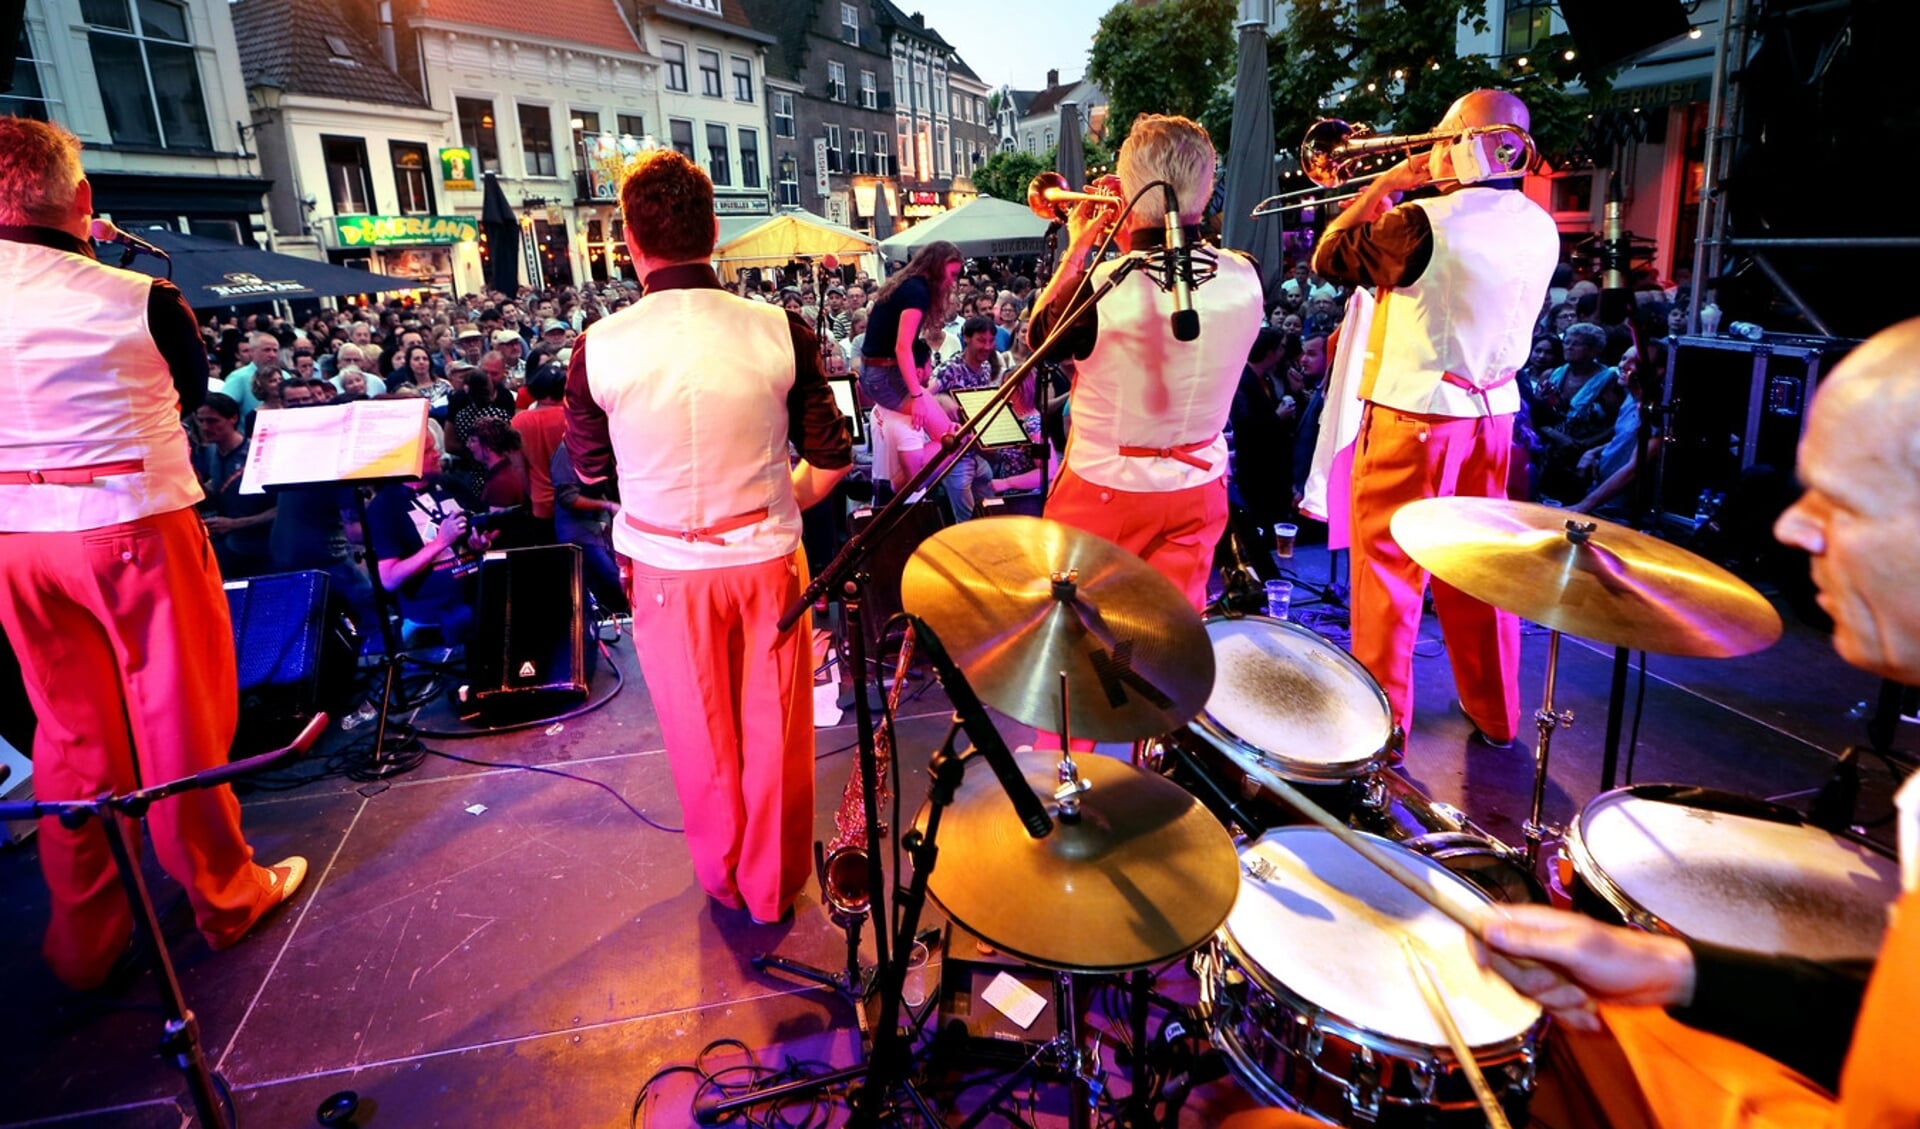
[1028,113,1265,614]
[1312,89,1557,750]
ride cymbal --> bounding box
[925,751,1241,972]
[1390,498,1781,658]
[901,516,1214,742]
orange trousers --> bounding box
[627,549,815,921]
[0,507,280,988]
[1350,404,1522,742]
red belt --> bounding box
[622,506,770,544]
[1439,371,1516,416]
[0,457,146,485]
[1116,436,1217,472]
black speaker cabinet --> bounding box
[1558,0,1691,76]
[225,570,359,754]
[462,544,588,723]
[847,502,947,656]
[1657,334,1856,524]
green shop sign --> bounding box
[334,215,480,247]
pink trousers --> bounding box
[627,549,815,920]
[1349,404,1522,742]
[0,507,279,988]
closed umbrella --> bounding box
[1222,10,1282,295]
[480,172,521,295]
[872,183,894,245]
[1056,101,1085,190]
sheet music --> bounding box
[240,399,430,494]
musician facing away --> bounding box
[1028,113,1265,613]
[1312,89,1558,750]
[565,150,851,925]
[1227,318,1920,1129]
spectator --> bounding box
[932,315,1003,519]
[510,363,567,543]
[192,393,275,578]
[1569,340,1666,516]
[221,331,287,418]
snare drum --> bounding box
[1567,784,1901,961]
[1202,827,1544,1126]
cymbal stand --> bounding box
[1523,628,1576,862]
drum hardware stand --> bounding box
[0,716,328,1129]
[1524,627,1577,862]
[701,621,1052,1127]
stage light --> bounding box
[1516,56,1529,68]
[1563,50,1576,61]
[1689,26,1703,38]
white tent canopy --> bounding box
[711,210,878,282]
[877,197,1050,261]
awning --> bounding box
[110,227,423,306]
[877,197,1050,261]
[712,210,876,281]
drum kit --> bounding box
[844,503,1897,1127]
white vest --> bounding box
[0,238,202,532]
[1365,188,1557,418]
[1066,247,1264,492]
[585,288,801,570]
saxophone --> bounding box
[821,626,914,919]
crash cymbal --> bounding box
[901,516,1214,742]
[926,751,1240,972]
[1390,498,1782,658]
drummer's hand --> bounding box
[1478,905,1697,1032]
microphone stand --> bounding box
[0,715,330,1129]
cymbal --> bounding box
[1390,498,1782,658]
[925,751,1241,972]
[901,516,1214,742]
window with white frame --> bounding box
[731,56,753,102]
[81,0,213,149]
[935,122,949,177]
[823,123,841,173]
[739,127,760,188]
[520,102,556,176]
[841,3,860,44]
[827,60,846,103]
[897,120,912,177]
[777,157,800,206]
[321,134,372,214]
[911,62,927,113]
[669,118,695,159]
[3,25,49,120]
[662,41,688,92]
[773,91,795,137]
[873,130,891,177]
[860,69,877,110]
[849,128,866,175]
[698,49,722,97]
[707,123,730,184]
[669,0,721,12]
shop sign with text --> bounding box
[334,215,480,248]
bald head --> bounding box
[1811,316,1920,486]
[1441,89,1530,134]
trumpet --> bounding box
[1026,171,1125,223]
[1252,118,1535,217]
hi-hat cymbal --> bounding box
[1390,497,1782,658]
[925,751,1241,972]
[901,516,1214,742]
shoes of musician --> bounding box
[1451,700,1517,749]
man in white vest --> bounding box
[1029,113,1266,613]
[0,118,305,990]
[565,150,851,925]
[1313,89,1558,751]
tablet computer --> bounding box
[951,388,1030,449]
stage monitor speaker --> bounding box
[1658,334,1856,525]
[462,544,588,723]
[933,924,1062,1063]
[1558,0,1691,77]
[225,570,359,754]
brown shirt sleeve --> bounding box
[785,311,853,470]
[563,333,613,488]
[1312,203,1435,290]
[149,280,208,412]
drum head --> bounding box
[1573,789,1901,961]
[1225,827,1541,1049]
[1199,616,1392,780]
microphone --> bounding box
[1164,207,1200,343]
[90,219,170,261]
[1596,171,1632,326]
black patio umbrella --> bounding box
[1055,101,1085,191]
[1221,13,1283,295]
[110,228,419,307]
[480,171,522,295]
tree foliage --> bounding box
[973,149,1048,203]
[1087,0,1238,149]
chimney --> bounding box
[910,11,924,26]
[1047,68,1059,88]
[377,0,398,72]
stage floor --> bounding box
[0,545,1903,1128]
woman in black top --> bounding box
[861,240,962,441]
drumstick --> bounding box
[1261,775,1493,940]
[1401,935,1516,1129]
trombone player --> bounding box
[1312,89,1557,751]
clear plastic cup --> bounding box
[901,940,931,1007]
[1264,579,1294,621]
[1274,522,1298,560]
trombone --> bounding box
[1252,119,1535,217]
